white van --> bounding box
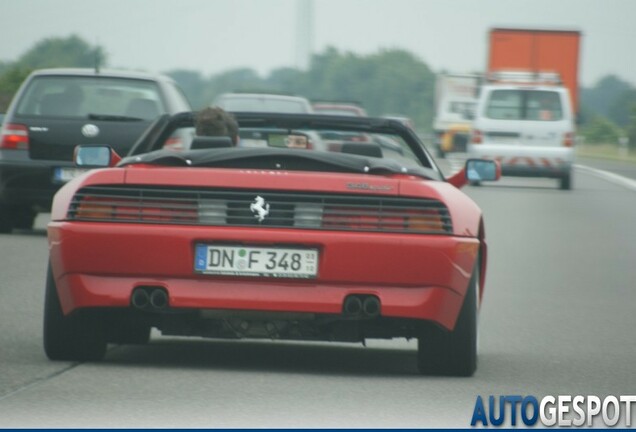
[468,74,575,190]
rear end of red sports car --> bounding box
[44,112,498,376]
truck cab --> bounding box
[432,73,481,158]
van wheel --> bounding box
[417,256,479,376]
[559,171,572,190]
[43,263,107,361]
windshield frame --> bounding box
[127,112,444,181]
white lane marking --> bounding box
[574,164,636,192]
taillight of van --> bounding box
[471,129,483,144]
[562,132,574,147]
[0,123,30,150]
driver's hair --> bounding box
[195,107,239,145]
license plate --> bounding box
[53,167,89,183]
[194,244,319,278]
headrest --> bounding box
[341,142,383,158]
[190,136,233,149]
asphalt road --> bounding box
[0,162,635,427]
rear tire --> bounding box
[0,206,14,233]
[417,256,479,376]
[559,171,572,190]
[43,264,107,361]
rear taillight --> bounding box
[1,123,29,150]
[74,197,197,222]
[321,206,446,233]
[163,136,184,151]
[563,132,574,147]
[471,129,483,144]
[405,209,446,232]
[322,206,400,230]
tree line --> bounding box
[155,46,437,132]
[1,35,635,146]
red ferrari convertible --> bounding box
[44,112,498,376]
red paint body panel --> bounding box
[124,167,403,196]
[48,221,479,330]
[48,165,486,332]
[50,169,126,220]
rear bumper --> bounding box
[48,221,481,331]
[59,273,462,330]
[500,165,570,178]
[468,144,574,177]
[0,158,71,209]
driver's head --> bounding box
[196,107,239,145]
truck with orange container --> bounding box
[468,28,582,190]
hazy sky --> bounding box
[1,0,635,87]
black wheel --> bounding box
[559,171,572,190]
[43,264,107,361]
[10,207,36,230]
[436,147,446,159]
[417,256,479,376]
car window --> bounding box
[169,82,192,112]
[219,97,309,113]
[485,89,562,121]
[448,101,476,118]
[16,76,166,120]
[526,91,563,121]
[313,108,361,116]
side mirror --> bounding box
[465,159,500,182]
[74,145,121,167]
[447,159,500,188]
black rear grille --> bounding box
[68,186,453,234]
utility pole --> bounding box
[295,0,313,70]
